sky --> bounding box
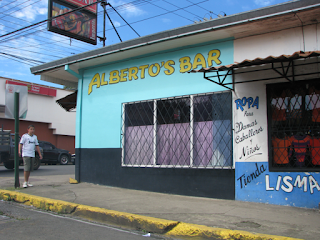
[0,0,292,88]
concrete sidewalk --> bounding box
[0,172,319,240]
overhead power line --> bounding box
[0,18,94,52]
[1,45,66,59]
[0,0,102,40]
[98,0,209,35]
[148,1,193,22]
[162,0,203,19]
[0,0,19,10]
[0,0,42,20]
[0,51,45,66]
[0,5,96,51]
[0,0,213,66]
[108,3,140,37]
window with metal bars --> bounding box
[267,80,320,171]
[121,91,233,168]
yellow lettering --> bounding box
[128,67,138,81]
[109,70,120,84]
[179,56,192,73]
[164,60,175,75]
[139,65,149,79]
[208,49,221,66]
[88,73,101,95]
[193,53,206,69]
[148,63,160,77]
[120,68,128,82]
[101,73,108,86]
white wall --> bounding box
[0,77,76,136]
[232,25,320,208]
[234,24,320,63]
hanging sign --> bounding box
[48,0,97,45]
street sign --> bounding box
[5,84,28,119]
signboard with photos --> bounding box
[48,0,98,45]
[62,0,98,14]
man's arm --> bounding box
[36,145,43,159]
[19,143,22,157]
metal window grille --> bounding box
[267,80,320,171]
[121,91,233,169]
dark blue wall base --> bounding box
[75,148,235,200]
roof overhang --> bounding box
[190,51,320,91]
[30,0,320,88]
[191,51,320,72]
[56,91,77,112]
[55,52,320,110]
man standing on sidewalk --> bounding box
[18,125,43,188]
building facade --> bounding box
[0,77,76,153]
[31,0,320,208]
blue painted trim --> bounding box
[79,38,234,72]
[65,65,81,79]
[75,72,83,149]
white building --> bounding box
[0,77,76,153]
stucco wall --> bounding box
[77,39,234,149]
[0,77,76,136]
[232,25,320,207]
[234,24,320,62]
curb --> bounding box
[69,178,78,184]
[73,205,177,234]
[166,223,300,240]
[0,189,302,240]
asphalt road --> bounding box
[0,201,174,240]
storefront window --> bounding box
[122,101,154,165]
[122,91,233,168]
[267,80,320,171]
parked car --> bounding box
[0,130,42,170]
[71,154,75,165]
[38,141,71,165]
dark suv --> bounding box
[0,131,42,170]
[38,141,71,165]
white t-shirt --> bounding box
[20,133,39,157]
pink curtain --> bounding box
[125,122,231,167]
[124,125,154,165]
[193,121,213,166]
[156,123,190,166]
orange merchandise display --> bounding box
[272,137,291,164]
[311,138,320,165]
[290,135,311,163]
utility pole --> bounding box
[14,92,20,188]
[99,0,107,47]
[97,0,139,46]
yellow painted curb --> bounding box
[73,205,178,234]
[166,222,303,240]
[69,178,78,184]
[0,189,303,240]
[0,189,177,234]
[0,189,78,214]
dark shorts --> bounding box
[23,157,34,172]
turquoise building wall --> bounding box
[76,39,234,149]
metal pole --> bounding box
[106,10,122,42]
[14,92,20,188]
[108,3,140,37]
[102,1,106,47]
